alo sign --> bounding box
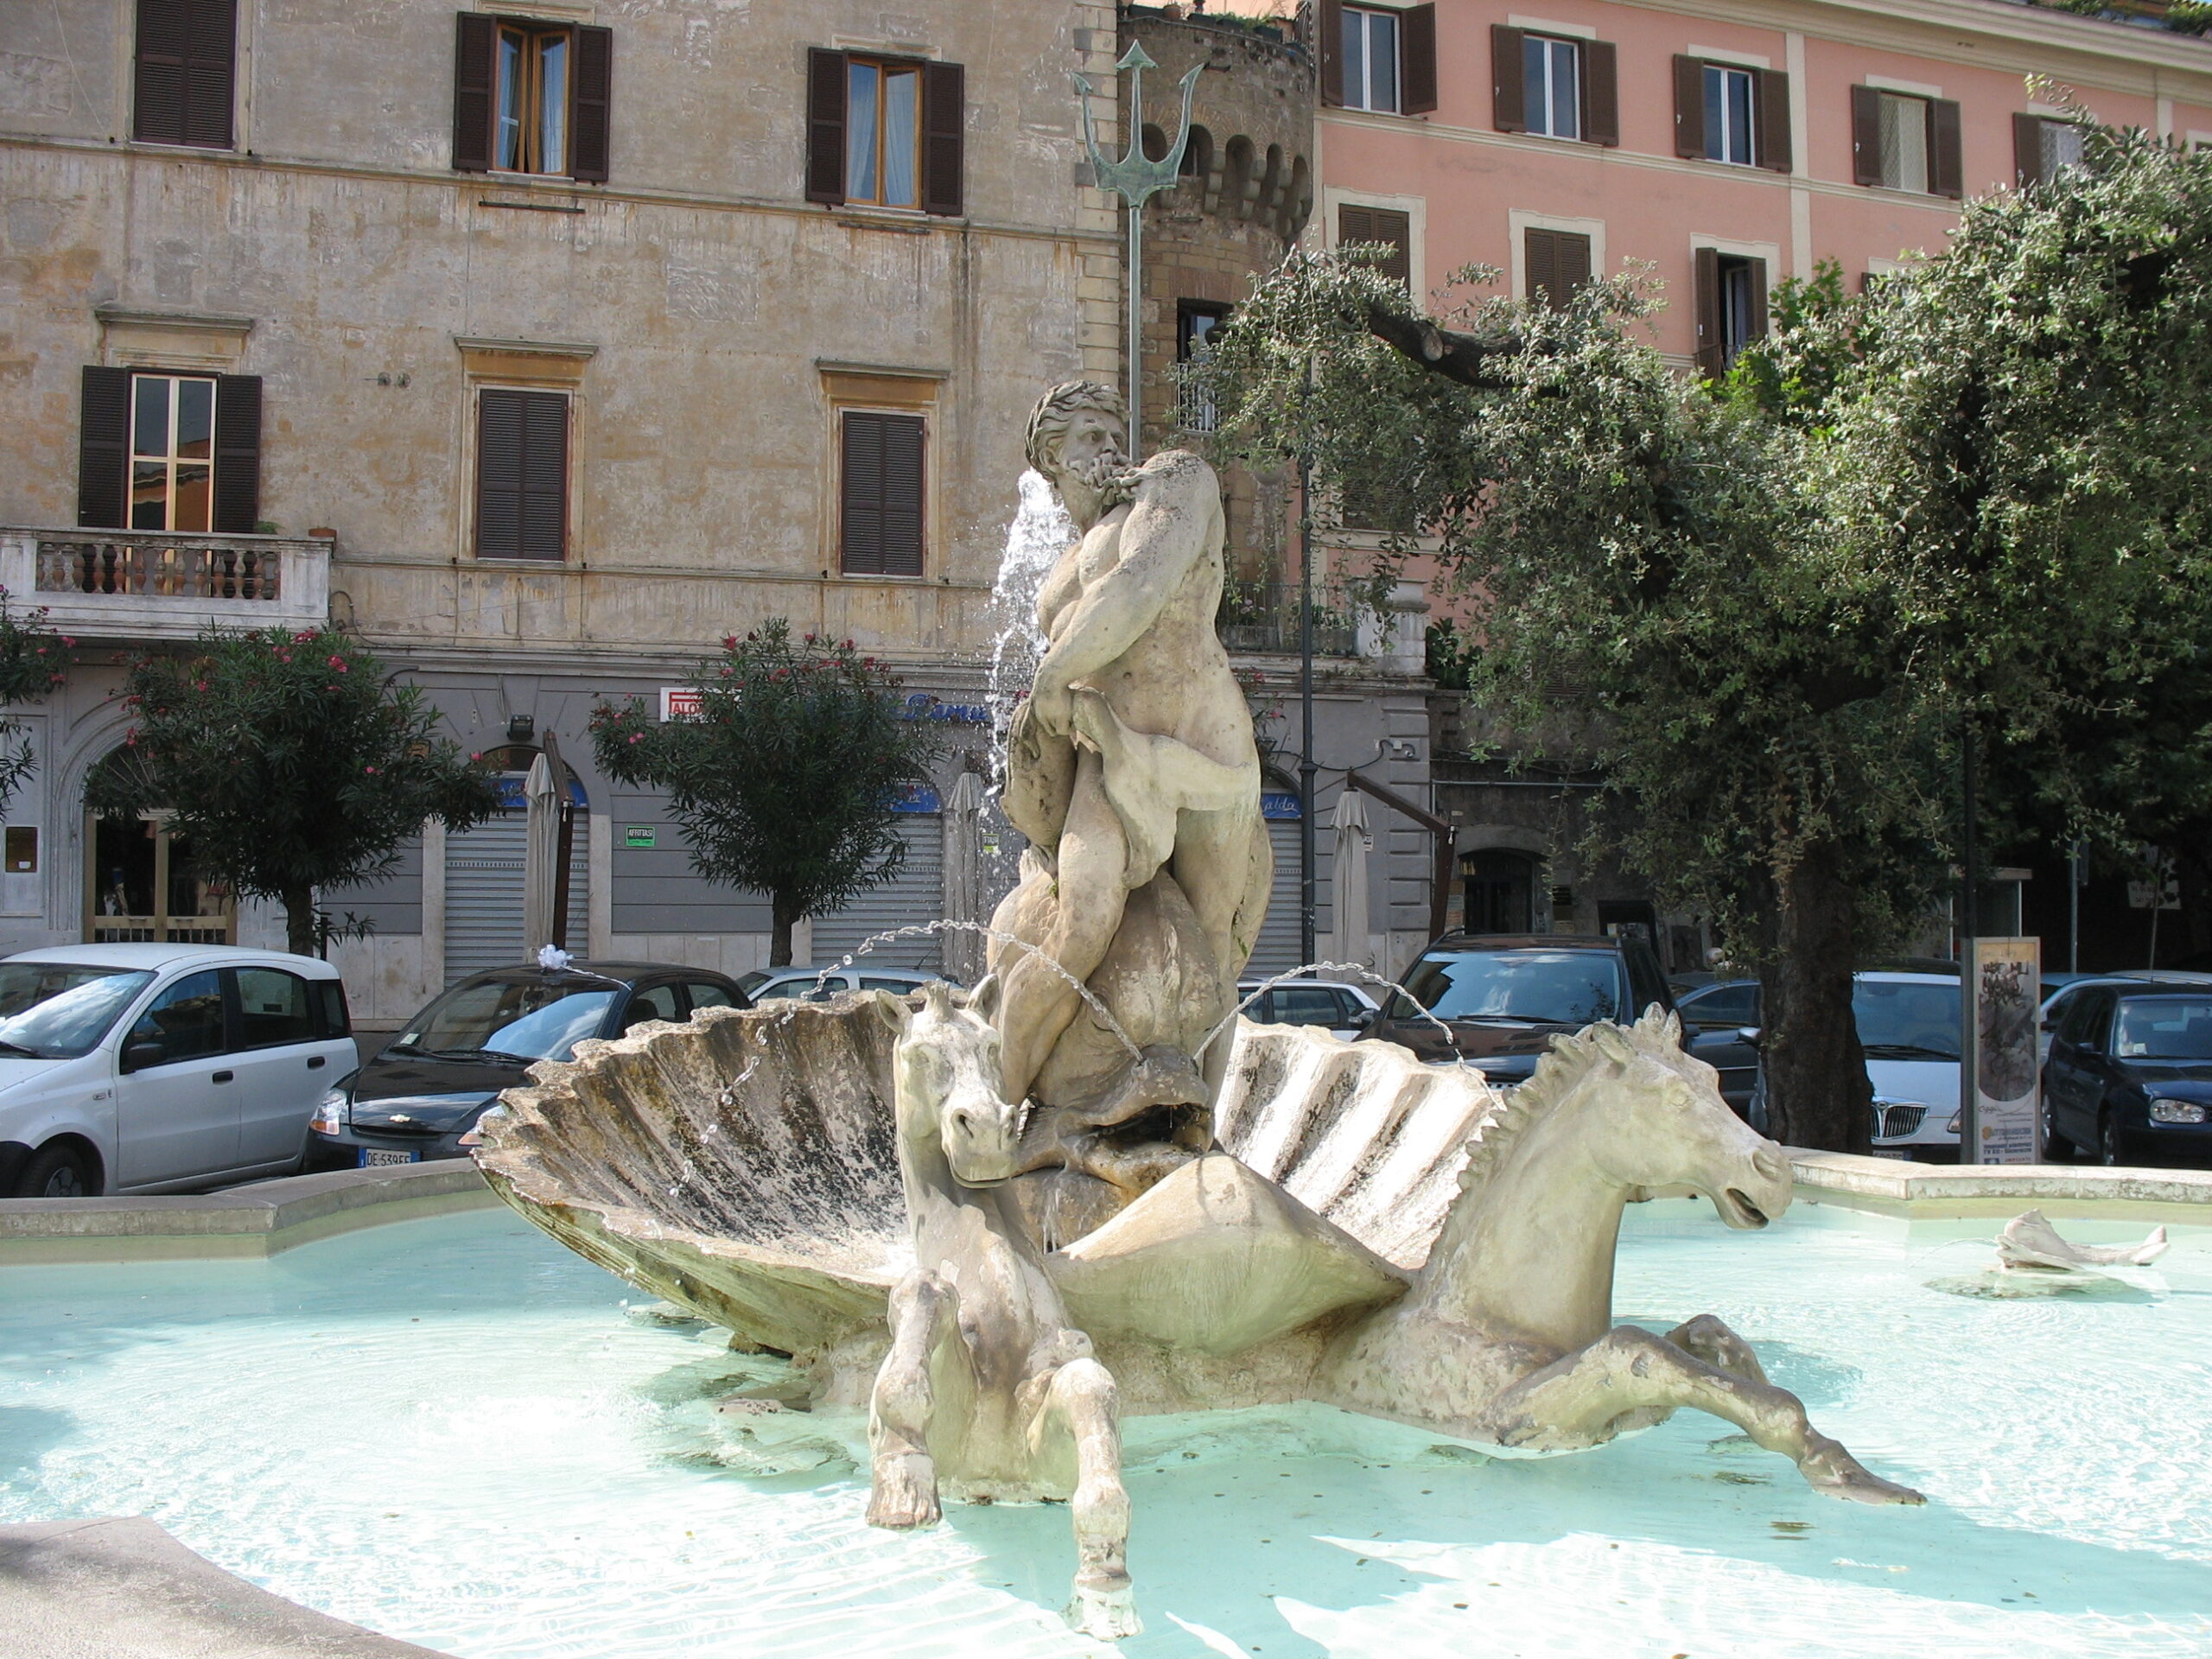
[1962,937,2041,1164]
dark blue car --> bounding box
[2043,982,2212,1166]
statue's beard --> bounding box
[1063,448,1140,515]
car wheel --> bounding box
[17,1142,97,1199]
[2098,1110,2123,1168]
[2042,1103,2076,1162]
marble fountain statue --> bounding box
[471,383,1922,1643]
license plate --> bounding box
[1871,1147,1911,1160]
[359,1148,421,1167]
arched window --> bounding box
[83,750,235,945]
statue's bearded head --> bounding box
[1026,382,1136,521]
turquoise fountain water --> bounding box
[2,1202,2206,1658]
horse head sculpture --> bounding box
[875,976,1023,1189]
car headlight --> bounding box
[1946,1112,1961,1135]
[2148,1097,2208,1126]
[308,1087,352,1135]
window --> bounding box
[2015,114,2086,186]
[1852,86,1961,199]
[685,981,738,1013]
[1524,227,1592,308]
[1705,67,1754,165]
[1320,2,1436,117]
[475,388,569,561]
[124,969,226,1067]
[135,0,236,149]
[130,374,216,532]
[1524,35,1580,140]
[1337,203,1412,287]
[1673,57,1789,171]
[1694,248,1768,376]
[1177,302,1230,434]
[76,367,261,534]
[840,410,925,576]
[621,982,683,1033]
[1342,7,1399,113]
[805,50,964,215]
[453,15,612,181]
[233,968,316,1049]
[1490,24,1615,145]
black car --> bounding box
[1671,977,1762,1115]
[2043,981,2212,1166]
[1361,932,1677,1085]
[306,962,749,1170]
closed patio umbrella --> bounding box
[523,748,559,957]
[1328,788,1373,972]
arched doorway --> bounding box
[1462,848,1537,936]
[82,752,236,945]
[442,747,588,982]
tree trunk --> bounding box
[283,884,319,959]
[770,893,798,968]
[1758,841,1872,1154]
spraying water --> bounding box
[985,469,1074,760]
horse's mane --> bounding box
[1453,1004,1687,1196]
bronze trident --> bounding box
[1075,44,1203,461]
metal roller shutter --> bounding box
[811,817,944,975]
[1247,819,1331,978]
[443,804,588,983]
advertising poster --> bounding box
[1966,937,2041,1164]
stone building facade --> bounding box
[0,0,1440,1016]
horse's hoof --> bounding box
[867,1456,942,1529]
[1065,1573,1141,1641]
[1802,1440,1925,1506]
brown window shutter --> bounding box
[135,0,188,145]
[1757,69,1791,172]
[1672,54,1705,159]
[570,25,612,181]
[1338,202,1372,250]
[806,48,848,205]
[477,389,568,560]
[1558,229,1592,295]
[1319,0,1344,109]
[1343,207,1411,287]
[923,60,964,216]
[1525,228,1555,306]
[1402,5,1438,116]
[1850,85,1883,187]
[181,0,235,149]
[1929,98,1963,198]
[2014,111,2044,187]
[1693,245,1724,378]
[1745,257,1770,344]
[842,411,926,576]
[452,13,495,173]
[1491,25,1525,133]
[212,373,262,534]
[77,366,132,530]
[880,414,925,575]
[1582,40,1618,147]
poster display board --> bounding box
[1964,937,2041,1164]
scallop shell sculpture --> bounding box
[475,997,1503,1358]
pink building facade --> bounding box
[1289,0,2212,368]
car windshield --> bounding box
[735,970,772,995]
[0,963,156,1058]
[1853,979,1961,1058]
[1395,950,1624,1026]
[397,976,618,1063]
[2113,996,2212,1060]
[753,974,846,1001]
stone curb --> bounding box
[0,1160,498,1262]
[1786,1147,2212,1221]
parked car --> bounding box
[1671,978,1762,1116]
[740,965,940,1001]
[1236,977,1381,1039]
[307,961,748,1170]
[1745,970,1962,1158]
[0,944,354,1198]
[2038,972,2212,1062]
[1361,932,1675,1084]
[2043,982,2212,1166]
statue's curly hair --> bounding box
[1023,380,1127,477]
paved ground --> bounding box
[0,1516,453,1657]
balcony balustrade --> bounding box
[0,528,332,641]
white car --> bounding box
[739,965,940,1001]
[0,944,354,1198]
[1748,970,1963,1158]
[1236,977,1382,1040]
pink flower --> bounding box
[626,732,643,744]
[364,765,379,775]
[327,655,348,671]
[60,637,75,648]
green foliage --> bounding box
[590,620,941,965]
[0,589,71,819]
[90,627,500,956]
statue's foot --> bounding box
[1065,1571,1141,1641]
[1800,1435,1925,1506]
[867,1452,942,1529]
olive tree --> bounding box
[590,620,942,967]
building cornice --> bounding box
[92,305,257,335]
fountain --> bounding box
[474,384,1917,1643]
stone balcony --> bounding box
[0,528,332,642]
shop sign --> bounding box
[1964,936,2041,1165]
[625,826,657,849]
